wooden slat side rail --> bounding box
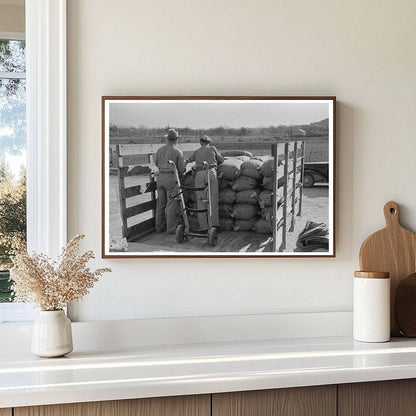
[127,217,156,241]
[122,185,142,199]
[125,200,156,219]
[118,143,200,156]
[15,394,210,416]
[298,141,305,216]
[122,181,157,199]
[122,154,152,166]
[212,385,336,416]
[289,141,298,232]
[286,177,301,198]
[281,142,289,251]
[147,153,157,219]
[116,145,128,238]
[122,152,195,168]
[275,166,285,181]
[274,205,284,225]
[110,146,120,168]
[295,155,303,166]
[119,164,155,177]
[271,143,288,252]
[285,160,303,176]
[275,187,284,202]
[116,146,158,241]
[272,143,279,252]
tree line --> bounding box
[109,118,329,138]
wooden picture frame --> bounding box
[102,96,336,258]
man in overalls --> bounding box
[154,129,185,234]
[189,135,224,231]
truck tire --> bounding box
[303,173,315,188]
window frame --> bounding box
[0,31,28,321]
[0,31,24,41]
[0,0,67,323]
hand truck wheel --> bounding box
[208,227,218,247]
[176,224,185,243]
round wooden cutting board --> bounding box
[395,273,416,337]
[359,201,416,336]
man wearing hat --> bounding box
[189,135,224,231]
[154,129,185,234]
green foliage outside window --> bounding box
[0,38,27,303]
[0,161,26,302]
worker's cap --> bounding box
[165,129,179,140]
[200,135,212,143]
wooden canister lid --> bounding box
[354,271,390,279]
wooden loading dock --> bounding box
[114,140,305,253]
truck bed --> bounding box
[127,230,273,253]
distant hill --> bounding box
[303,118,329,131]
[312,118,329,129]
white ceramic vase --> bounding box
[31,310,73,358]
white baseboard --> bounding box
[0,311,352,353]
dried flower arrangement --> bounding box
[10,234,111,311]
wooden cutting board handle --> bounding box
[359,201,416,336]
[384,201,400,228]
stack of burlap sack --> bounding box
[217,154,277,235]
[180,154,282,235]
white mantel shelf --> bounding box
[2,336,416,408]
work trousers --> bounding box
[195,168,219,230]
[155,172,179,234]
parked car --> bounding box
[303,162,329,187]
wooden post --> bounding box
[281,142,289,251]
[289,141,298,232]
[116,145,128,239]
[147,153,157,222]
[298,141,305,216]
[272,143,279,252]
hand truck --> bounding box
[168,160,218,247]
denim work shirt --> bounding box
[189,145,224,170]
[155,143,185,175]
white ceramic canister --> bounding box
[353,271,390,343]
[31,310,73,357]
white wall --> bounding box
[67,0,416,321]
[0,3,24,33]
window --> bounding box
[0,0,67,324]
[0,34,26,307]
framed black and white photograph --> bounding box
[102,96,336,258]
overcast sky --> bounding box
[109,100,330,129]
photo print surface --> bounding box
[102,97,335,257]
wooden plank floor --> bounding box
[128,231,273,253]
